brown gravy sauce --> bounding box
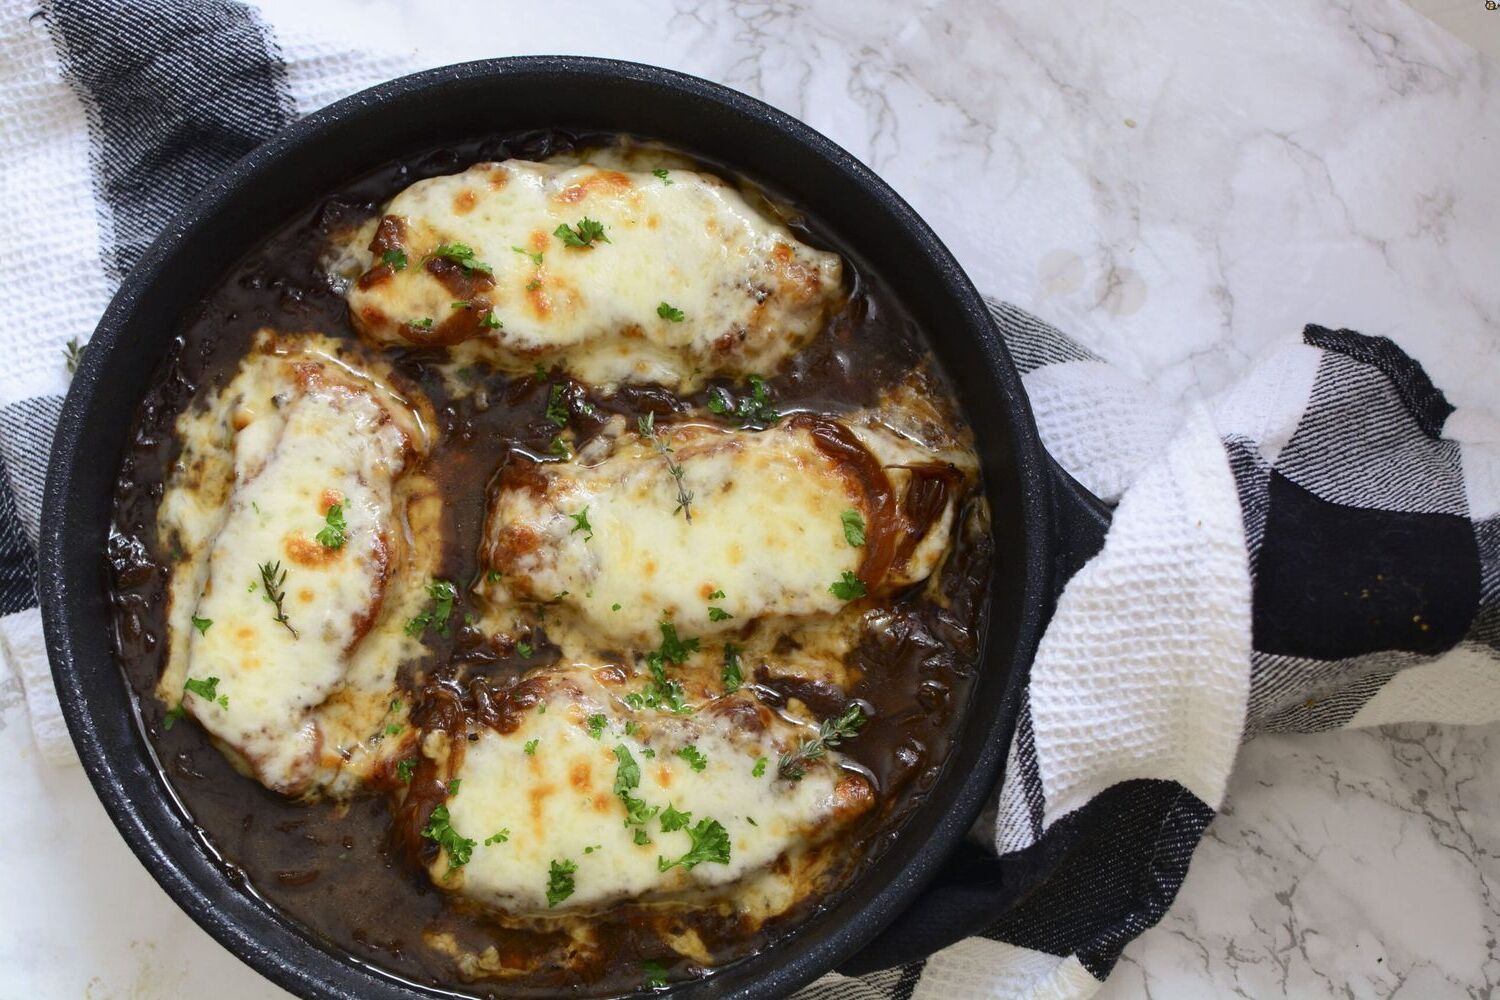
[106,130,993,997]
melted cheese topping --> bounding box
[429,667,870,916]
[158,332,439,796]
[479,398,974,651]
[335,160,843,390]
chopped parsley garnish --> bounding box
[524,739,539,756]
[484,829,510,845]
[656,301,685,322]
[707,606,732,622]
[722,643,743,693]
[707,589,725,600]
[657,621,700,664]
[545,384,569,428]
[829,571,867,601]
[191,616,213,636]
[452,300,471,310]
[486,569,503,583]
[587,713,608,740]
[659,804,692,832]
[516,640,534,658]
[526,279,542,292]
[708,374,780,426]
[841,509,866,547]
[651,168,673,185]
[480,308,502,329]
[396,758,417,783]
[405,579,458,636]
[546,859,578,906]
[511,245,543,265]
[449,779,462,795]
[258,560,298,638]
[675,745,707,772]
[553,217,610,248]
[428,242,493,274]
[634,828,652,846]
[422,805,476,872]
[642,960,670,989]
[779,704,866,781]
[752,757,767,777]
[656,818,731,873]
[642,748,656,758]
[381,248,408,271]
[637,412,693,521]
[315,502,347,549]
[548,435,572,458]
[613,744,659,829]
[411,317,434,330]
[385,722,403,735]
[184,675,228,709]
[611,603,622,612]
[568,507,594,541]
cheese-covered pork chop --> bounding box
[478,386,976,651]
[413,666,872,918]
[157,332,439,797]
[335,160,843,390]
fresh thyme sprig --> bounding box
[258,560,298,638]
[637,412,693,523]
[778,704,866,781]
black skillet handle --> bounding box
[836,454,1112,975]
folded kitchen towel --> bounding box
[1,2,1497,998]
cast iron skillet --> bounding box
[40,57,1110,999]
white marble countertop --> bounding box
[3,0,1498,996]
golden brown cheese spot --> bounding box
[487,167,509,190]
[297,588,316,604]
[591,792,613,812]
[554,170,632,206]
[319,489,343,514]
[530,783,555,824]
[284,533,341,567]
[569,759,592,791]
[656,766,673,788]
[452,189,478,214]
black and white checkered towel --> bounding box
[3,3,1496,998]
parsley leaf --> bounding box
[656,301,685,322]
[545,384,569,428]
[675,745,707,772]
[191,616,213,636]
[405,579,458,636]
[428,242,493,274]
[656,818,731,873]
[396,758,417,783]
[480,308,502,330]
[829,571,867,601]
[554,217,610,248]
[546,859,578,906]
[633,828,652,845]
[484,829,510,845]
[184,675,228,709]
[316,502,347,549]
[752,757,767,777]
[511,245,543,265]
[657,621,699,664]
[587,713,608,740]
[568,507,594,541]
[659,804,693,832]
[651,168,673,185]
[421,805,477,871]
[707,606,732,622]
[410,317,434,330]
[516,640,534,658]
[524,739,539,756]
[722,643,743,693]
[841,509,866,547]
[381,248,408,271]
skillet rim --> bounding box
[39,54,1052,999]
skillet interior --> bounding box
[41,57,1051,999]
